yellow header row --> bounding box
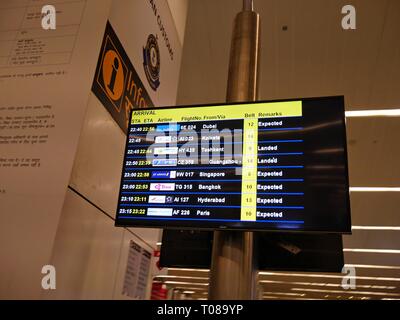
[131,101,302,124]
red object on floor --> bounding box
[151,282,168,300]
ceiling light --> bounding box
[263,295,284,299]
[262,295,325,301]
[350,187,400,192]
[164,281,208,286]
[174,287,207,292]
[263,291,305,297]
[345,264,400,270]
[154,275,208,280]
[345,109,400,117]
[259,271,400,282]
[351,226,400,231]
[259,280,395,290]
[291,288,400,297]
[168,268,210,273]
[344,248,400,254]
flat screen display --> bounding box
[159,230,344,273]
[257,232,344,272]
[159,230,213,269]
[115,96,351,233]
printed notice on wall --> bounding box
[122,240,152,300]
[0,0,112,298]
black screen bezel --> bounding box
[115,96,352,234]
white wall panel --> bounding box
[167,0,188,45]
[44,189,155,299]
[69,95,126,215]
[43,189,124,299]
[69,94,161,250]
[53,0,189,300]
[0,0,112,299]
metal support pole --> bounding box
[208,0,261,300]
[243,0,254,12]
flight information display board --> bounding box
[115,96,351,233]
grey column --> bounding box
[208,0,261,300]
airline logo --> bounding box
[152,159,177,167]
[148,195,166,204]
[151,171,177,179]
[147,208,173,217]
[156,124,180,132]
[150,183,175,191]
[154,147,178,155]
[155,136,172,143]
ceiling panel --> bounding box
[350,192,400,226]
[169,0,400,300]
[370,0,400,108]
[344,251,400,267]
[343,230,400,250]
[347,117,400,186]
[177,0,400,109]
[164,267,400,299]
